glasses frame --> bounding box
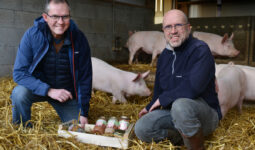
[45,13,71,22]
[163,23,189,31]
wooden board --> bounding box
[58,121,134,149]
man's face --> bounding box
[42,2,70,38]
[162,12,190,48]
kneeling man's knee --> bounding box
[11,85,31,103]
[171,98,194,120]
[171,98,201,137]
[135,118,151,142]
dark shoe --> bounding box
[182,129,205,150]
[167,129,184,146]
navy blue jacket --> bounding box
[13,17,92,117]
[146,35,222,120]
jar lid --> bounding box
[109,116,117,119]
[120,116,129,120]
[99,116,106,119]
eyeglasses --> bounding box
[46,13,71,21]
[163,23,188,31]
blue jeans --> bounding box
[11,85,79,126]
[135,98,219,144]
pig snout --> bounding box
[229,50,240,57]
[139,88,151,96]
[145,89,152,96]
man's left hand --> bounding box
[149,99,161,112]
[79,116,88,128]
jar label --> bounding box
[107,120,115,127]
[119,120,129,130]
[96,119,106,126]
[107,118,119,128]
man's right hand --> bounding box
[138,108,148,118]
[47,88,73,103]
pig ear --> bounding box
[142,70,150,79]
[221,33,229,43]
[128,31,133,36]
[229,32,234,40]
[221,33,228,44]
[133,73,142,82]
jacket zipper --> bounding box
[172,51,176,75]
[70,32,78,99]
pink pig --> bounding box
[91,57,151,103]
[216,63,255,102]
[126,31,168,66]
[193,31,240,57]
[235,65,255,101]
[216,62,246,118]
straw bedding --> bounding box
[0,64,255,150]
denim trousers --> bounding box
[134,98,219,144]
[11,85,79,126]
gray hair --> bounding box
[44,0,70,13]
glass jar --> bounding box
[118,116,130,131]
[93,116,107,134]
[105,116,119,134]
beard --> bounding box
[169,37,184,47]
[168,30,190,48]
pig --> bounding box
[235,65,255,101]
[216,63,255,101]
[215,64,255,101]
[193,31,240,57]
[91,57,151,103]
[126,31,169,66]
[215,63,227,77]
[216,62,246,118]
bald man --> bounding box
[134,9,222,150]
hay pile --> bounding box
[0,64,255,150]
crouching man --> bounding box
[134,9,222,150]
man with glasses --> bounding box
[11,0,92,128]
[134,9,221,149]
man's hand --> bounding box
[47,88,73,102]
[149,99,161,112]
[138,108,148,118]
[79,116,88,128]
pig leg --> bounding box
[129,50,136,65]
[91,89,95,95]
[237,95,244,114]
[112,90,127,104]
[220,105,227,119]
[150,51,158,67]
[134,50,141,64]
[112,96,118,104]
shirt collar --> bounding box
[166,43,173,51]
[63,32,71,46]
[47,28,71,46]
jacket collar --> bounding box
[173,34,192,52]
